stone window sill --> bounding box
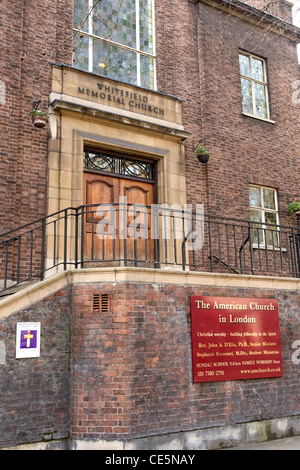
[242,112,275,124]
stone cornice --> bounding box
[190,0,300,42]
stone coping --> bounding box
[1,267,300,319]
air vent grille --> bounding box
[93,293,110,312]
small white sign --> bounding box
[16,322,41,359]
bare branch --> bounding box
[37,0,126,78]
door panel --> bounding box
[85,176,115,222]
[120,180,154,263]
[84,173,118,262]
[83,172,155,265]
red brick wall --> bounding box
[0,277,299,448]
[70,281,300,441]
[246,0,294,23]
[195,2,300,223]
[0,0,73,235]
[155,0,207,207]
[155,1,300,228]
[1,0,299,235]
[0,286,72,448]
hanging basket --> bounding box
[197,153,210,164]
[194,142,210,164]
[32,115,48,128]
[28,108,48,128]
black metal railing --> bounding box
[0,204,300,293]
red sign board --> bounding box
[191,296,283,383]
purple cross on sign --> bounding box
[16,322,40,359]
[20,330,37,349]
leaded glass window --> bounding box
[239,52,270,120]
[249,185,279,247]
[73,0,156,90]
[84,151,154,180]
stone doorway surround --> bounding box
[46,64,190,273]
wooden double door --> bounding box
[84,172,155,265]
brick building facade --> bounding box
[0,0,300,450]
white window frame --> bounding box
[239,52,271,122]
[249,185,280,248]
[73,0,157,90]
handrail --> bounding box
[1,204,300,294]
[1,205,296,240]
[0,206,79,241]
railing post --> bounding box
[182,211,186,271]
[80,206,85,268]
[134,205,138,266]
[153,205,160,268]
[64,209,68,271]
[75,207,79,269]
[248,222,254,275]
[119,199,127,266]
[41,217,46,281]
[29,230,33,278]
[4,241,8,290]
[208,218,213,271]
[290,228,296,277]
[17,236,21,285]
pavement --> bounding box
[227,435,300,450]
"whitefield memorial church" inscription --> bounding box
[77,81,165,117]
